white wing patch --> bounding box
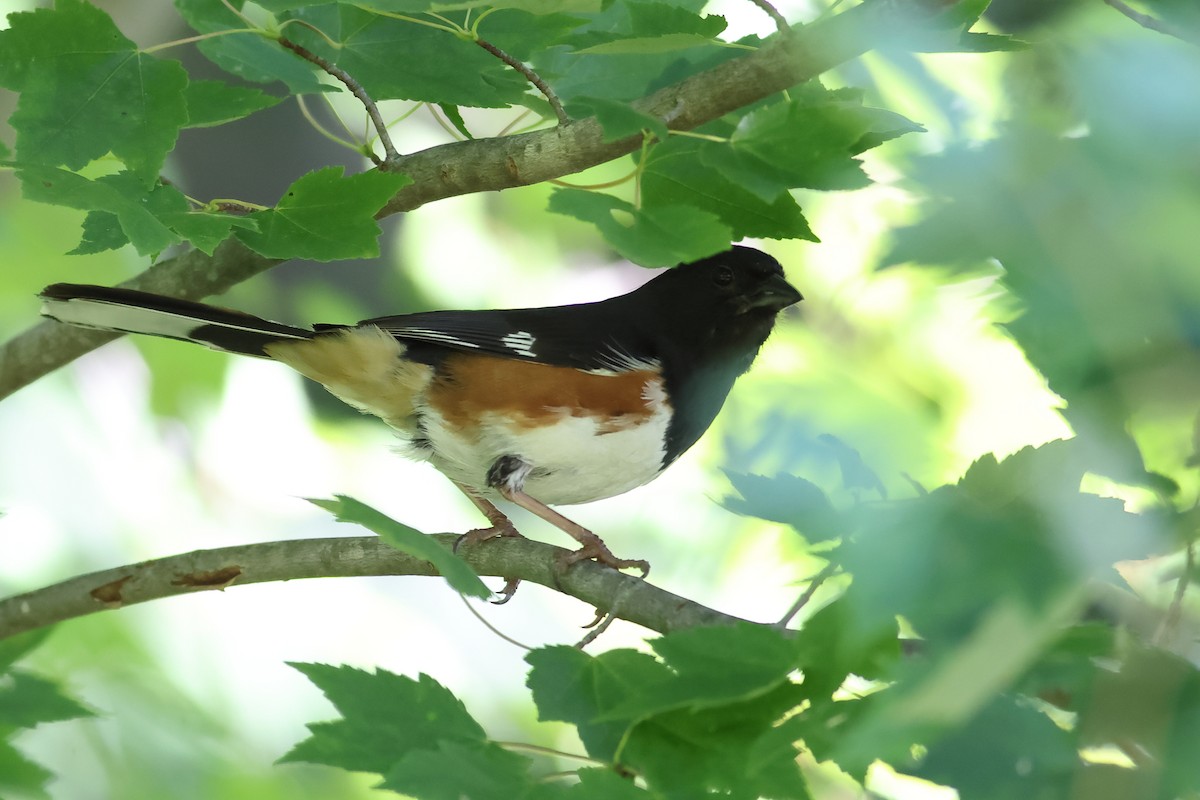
[501,330,537,358]
[393,327,482,349]
[588,345,660,375]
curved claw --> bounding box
[491,578,522,605]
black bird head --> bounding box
[638,245,803,367]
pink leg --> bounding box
[451,482,523,603]
[498,487,650,576]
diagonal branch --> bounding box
[1102,0,1200,45]
[0,0,914,402]
[278,35,402,163]
[0,534,748,640]
[474,37,569,125]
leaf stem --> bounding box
[358,6,462,35]
[1102,0,1199,45]
[295,94,366,154]
[550,168,639,190]
[494,741,609,766]
[277,36,401,164]
[141,28,262,55]
[775,561,838,628]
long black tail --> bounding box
[39,284,313,357]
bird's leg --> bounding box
[498,488,651,577]
[486,455,650,576]
[451,481,524,604]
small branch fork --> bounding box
[0,535,749,641]
[277,36,402,164]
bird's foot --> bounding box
[556,534,650,577]
[453,521,525,604]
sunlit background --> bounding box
[3,0,1194,796]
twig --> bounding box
[458,592,533,650]
[0,0,912,401]
[474,38,568,125]
[1156,539,1195,646]
[277,36,401,164]
[775,561,838,628]
[0,535,751,641]
[1102,0,1199,45]
[746,0,790,35]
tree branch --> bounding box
[0,0,914,402]
[0,535,748,640]
[278,35,402,163]
[474,37,569,125]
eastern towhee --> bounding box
[40,246,802,580]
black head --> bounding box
[634,246,802,362]
[625,246,801,465]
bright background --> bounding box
[2,0,1182,796]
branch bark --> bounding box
[0,535,748,640]
[0,0,915,402]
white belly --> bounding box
[413,379,672,506]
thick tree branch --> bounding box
[0,535,747,640]
[0,0,917,401]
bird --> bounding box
[40,246,802,582]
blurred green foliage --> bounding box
[3,0,1200,798]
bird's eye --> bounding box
[713,266,734,287]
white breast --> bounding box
[413,377,672,506]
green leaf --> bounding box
[437,104,474,139]
[573,2,726,54]
[429,0,601,14]
[547,188,731,267]
[183,80,283,128]
[525,641,810,797]
[722,471,846,543]
[640,137,816,241]
[69,211,130,255]
[533,0,741,104]
[475,9,588,61]
[623,683,810,798]
[0,0,189,182]
[31,171,256,257]
[284,5,529,107]
[0,670,93,729]
[526,645,671,760]
[308,495,490,599]
[383,739,536,799]
[0,740,53,796]
[1075,644,1200,799]
[909,695,1078,798]
[567,97,667,142]
[614,623,802,716]
[17,166,179,256]
[175,0,333,94]
[236,167,411,261]
[284,662,487,775]
[566,768,658,798]
[707,87,922,198]
[0,629,53,673]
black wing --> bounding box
[358,305,658,372]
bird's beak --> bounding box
[744,274,803,312]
